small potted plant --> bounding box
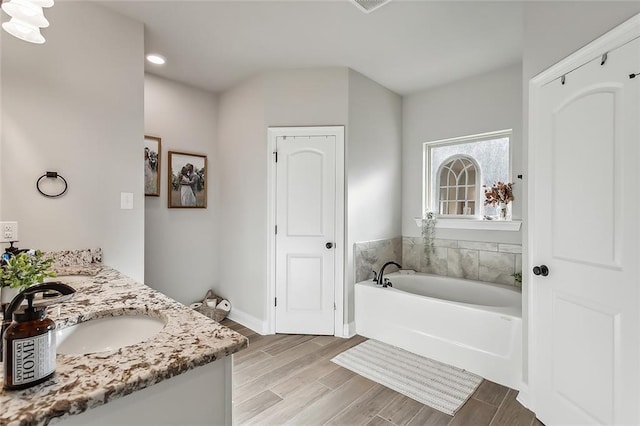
[1,250,56,305]
[421,211,437,267]
[483,181,514,220]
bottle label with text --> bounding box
[12,333,56,385]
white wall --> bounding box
[217,75,268,330]
[144,74,218,304]
[0,3,145,281]
[217,67,402,329]
[218,68,350,331]
[402,63,523,244]
[346,69,402,323]
[523,2,640,82]
[264,68,349,126]
[266,68,351,326]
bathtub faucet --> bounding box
[376,261,402,286]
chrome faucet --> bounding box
[376,261,401,286]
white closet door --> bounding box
[531,37,640,425]
[275,135,336,335]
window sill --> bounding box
[414,217,522,231]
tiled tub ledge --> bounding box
[0,266,248,426]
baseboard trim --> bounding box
[516,382,532,411]
[227,308,268,335]
[342,321,356,338]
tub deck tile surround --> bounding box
[479,251,516,286]
[424,247,449,276]
[447,248,480,280]
[515,255,523,288]
[400,238,422,273]
[458,241,499,252]
[396,237,522,287]
[225,319,538,426]
[0,266,248,425]
[497,243,523,254]
[354,237,402,283]
[432,239,459,249]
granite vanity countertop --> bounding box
[0,267,248,426]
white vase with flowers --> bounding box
[483,182,514,220]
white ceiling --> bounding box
[99,1,523,95]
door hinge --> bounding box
[334,302,336,311]
[275,297,277,307]
[275,225,278,235]
[273,151,278,162]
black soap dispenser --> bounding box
[2,283,75,390]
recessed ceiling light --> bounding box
[146,54,166,65]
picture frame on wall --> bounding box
[168,151,207,208]
[144,135,161,196]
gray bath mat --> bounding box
[331,339,482,416]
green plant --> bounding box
[1,250,56,290]
[421,211,437,267]
[513,272,522,285]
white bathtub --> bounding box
[355,272,522,390]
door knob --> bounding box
[533,265,549,276]
[325,242,334,249]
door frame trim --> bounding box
[526,12,640,414]
[266,126,346,336]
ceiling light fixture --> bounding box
[1,0,54,44]
[146,54,166,65]
[2,17,45,43]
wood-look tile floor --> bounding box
[222,319,542,426]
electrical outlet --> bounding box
[0,222,18,243]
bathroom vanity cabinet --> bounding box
[0,267,247,425]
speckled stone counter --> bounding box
[0,267,248,426]
[45,248,104,277]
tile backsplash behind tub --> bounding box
[354,237,522,287]
[354,237,403,283]
[403,237,522,287]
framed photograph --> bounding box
[168,151,207,208]
[144,135,161,196]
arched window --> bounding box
[423,129,511,220]
[436,155,479,215]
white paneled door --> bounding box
[273,129,343,335]
[531,35,640,424]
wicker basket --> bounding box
[194,289,229,322]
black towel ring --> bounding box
[36,172,68,198]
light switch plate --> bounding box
[0,221,18,243]
[120,192,134,210]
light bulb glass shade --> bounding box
[146,54,166,65]
[2,0,49,27]
[26,0,54,8]
[2,18,45,44]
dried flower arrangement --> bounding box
[483,182,514,206]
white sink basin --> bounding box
[56,313,166,355]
